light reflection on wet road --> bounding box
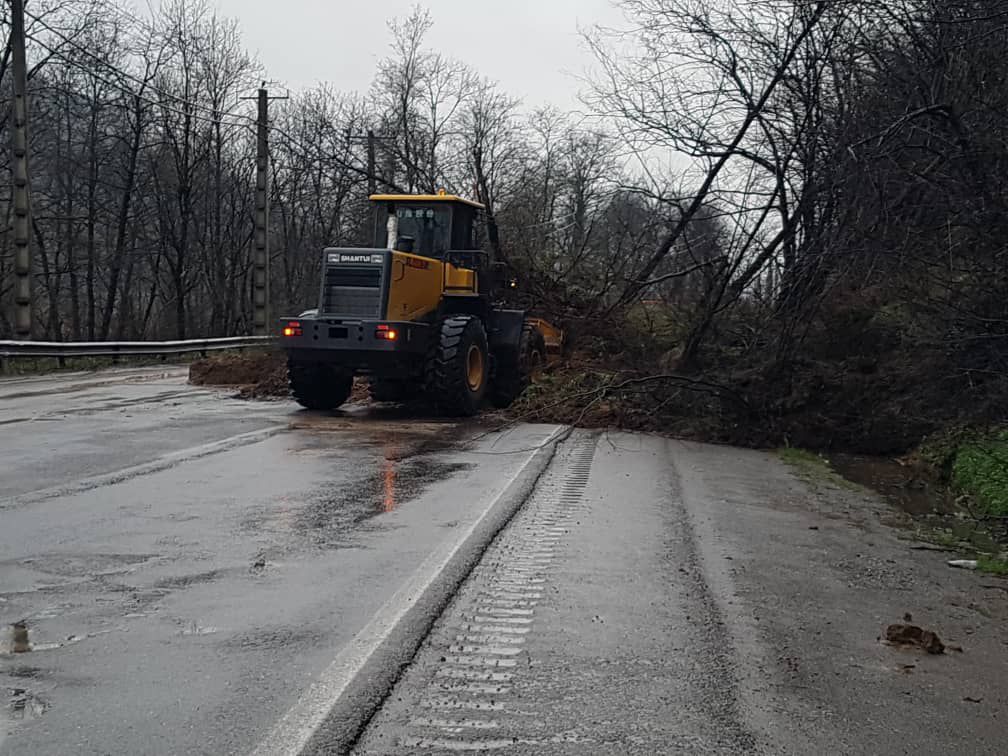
[0,366,558,755]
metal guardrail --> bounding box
[0,335,276,361]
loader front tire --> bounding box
[429,315,489,417]
[490,320,546,408]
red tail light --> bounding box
[283,321,302,337]
[375,325,398,341]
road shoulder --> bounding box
[671,440,1008,755]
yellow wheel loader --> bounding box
[279,192,558,416]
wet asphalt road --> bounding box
[355,434,1008,755]
[3,368,1008,755]
[0,367,559,754]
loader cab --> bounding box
[369,193,484,261]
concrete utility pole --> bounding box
[366,130,376,196]
[253,88,269,336]
[347,129,394,196]
[241,86,287,336]
[10,0,33,339]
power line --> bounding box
[25,9,257,128]
[28,29,377,190]
[26,33,257,133]
[26,14,397,190]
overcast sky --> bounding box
[208,0,627,110]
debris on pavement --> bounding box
[189,351,289,398]
[11,620,30,653]
[948,559,979,570]
[7,687,48,721]
[884,623,946,654]
[190,352,379,404]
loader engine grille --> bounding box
[321,265,382,317]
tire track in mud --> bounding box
[352,434,598,753]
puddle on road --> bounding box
[293,457,474,546]
[257,438,474,547]
[828,454,952,516]
[827,454,1004,551]
[248,411,480,546]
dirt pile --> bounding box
[189,352,377,403]
[884,623,946,655]
[189,351,289,399]
[508,298,1008,458]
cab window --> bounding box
[396,206,451,258]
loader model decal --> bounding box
[328,252,384,265]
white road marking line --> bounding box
[2,425,287,507]
[250,435,556,756]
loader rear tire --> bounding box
[288,360,353,410]
[429,315,489,417]
[490,320,546,408]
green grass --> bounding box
[776,447,862,491]
[910,525,963,551]
[952,433,1008,517]
[777,447,826,468]
[978,555,1008,576]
